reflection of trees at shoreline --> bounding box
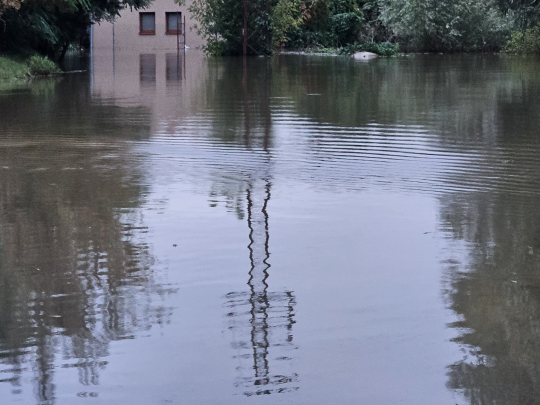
[272,55,540,132]
[0,94,173,404]
[440,192,540,404]
[436,55,540,404]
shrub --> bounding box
[26,55,60,76]
[504,25,540,54]
[338,41,399,56]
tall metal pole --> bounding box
[176,11,180,80]
[243,0,248,56]
[183,15,186,79]
[176,11,180,53]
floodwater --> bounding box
[0,51,539,405]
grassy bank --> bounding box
[0,55,60,83]
[0,56,30,81]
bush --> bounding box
[338,41,399,56]
[504,26,540,54]
[26,55,60,76]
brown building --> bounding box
[91,0,205,51]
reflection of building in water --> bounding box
[90,49,207,132]
[225,177,298,396]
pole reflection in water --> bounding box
[224,59,298,396]
[225,177,298,396]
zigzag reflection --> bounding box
[224,61,298,396]
[225,178,298,396]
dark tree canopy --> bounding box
[189,0,540,55]
[0,0,151,56]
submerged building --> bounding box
[91,0,204,51]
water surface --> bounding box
[1,52,540,404]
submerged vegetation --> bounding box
[337,41,399,55]
[187,0,540,55]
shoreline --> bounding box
[0,55,61,86]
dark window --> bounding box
[139,13,155,35]
[166,12,182,35]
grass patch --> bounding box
[0,54,60,83]
[0,56,30,81]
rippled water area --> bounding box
[1,52,540,405]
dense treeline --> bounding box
[189,0,540,55]
[2,0,540,57]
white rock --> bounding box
[352,51,379,60]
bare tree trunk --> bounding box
[59,41,69,62]
[243,0,248,56]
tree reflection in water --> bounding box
[442,193,540,405]
[0,85,173,405]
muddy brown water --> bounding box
[1,51,540,404]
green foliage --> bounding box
[0,55,29,80]
[497,0,540,31]
[0,0,151,57]
[378,0,511,52]
[187,0,540,55]
[27,54,60,75]
[282,0,363,48]
[503,25,540,54]
[272,0,303,47]
[187,0,272,55]
[337,41,399,55]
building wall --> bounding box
[92,0,205,51]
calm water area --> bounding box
[1,51,540,404]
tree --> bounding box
[378,0,511,51]
[273,0,363,49]
[0,0,151,57]
[0,0,22,34]
[187,0,272,55]
[497,0,540,30]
